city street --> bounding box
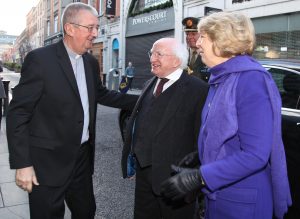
[0,68,136,218]
[0,69,20,91]
[94,105,135,219]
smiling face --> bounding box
[64,10,99,55]
[185,31,200,50]
[149,39,181,78]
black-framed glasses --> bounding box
[70,23,99,33]
[147,51,175,59]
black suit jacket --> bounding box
[189,56,210,82]
[7,40,137,186]
[121,71,208,194]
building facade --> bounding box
[118,0,225,88]
[116,0,300,88]
[0,31,18,62]
[4,0,300,88]
[226,0,300,60]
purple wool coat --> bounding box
[198,55,291,219]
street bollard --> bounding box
[2,80,10,116]
[108,69,120,90]
[112,70,120,91]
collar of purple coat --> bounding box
[202,55,292,218]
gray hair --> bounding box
[62,2,98,34]
[172,41,189,69]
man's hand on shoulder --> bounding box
[16,166,39,193]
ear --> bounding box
[172,57,181,68]
[64,23,75,37]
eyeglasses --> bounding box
[70,23,99,33]
[148,51,175,59]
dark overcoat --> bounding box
[121,72,208,194]
[7,40,137,186]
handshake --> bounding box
[160,151,205,202]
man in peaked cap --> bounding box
[182,17,209,82]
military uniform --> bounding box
[182,17,210,82]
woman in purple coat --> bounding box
[161,11,291,219]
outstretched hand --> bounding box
[161,165,204,201]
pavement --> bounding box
[0,71,140,218]
[0,119,72,219]
[1,67,33,218]
[0,118,30,219]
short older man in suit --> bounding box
[121,38,208,219]
[6,3,137,219]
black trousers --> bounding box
[127,77,133,89]
[134,164,196,219]
[29,142,96,219]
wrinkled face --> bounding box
[149,41,180,78]
[196,32,228,68]
[186,31,200,49]
[64,10,99,54]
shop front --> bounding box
[125,3,175,89]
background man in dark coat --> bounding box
[6,3,137,219]
[182,17,209,82]
[121,38,208,219]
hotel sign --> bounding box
[132,11,167,25]
[126,7,174,37]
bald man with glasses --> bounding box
[6,2,138,219]
[121,38,208,219]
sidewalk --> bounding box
[0,118,30,219]
[0,67,72,218]
[0,118,72,218]
[0,84,140,218]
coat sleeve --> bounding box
[201,71,273,191]
[6,51,44,169]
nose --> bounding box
[150,55,155,62]
[148,52,155,61]
[196,37,202,48]
[91,27,98,37]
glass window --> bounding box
[99,0,104,16]
[47,20,50,36]
[267,67,300,109]
[254,31,300,60]
[54,15,58,33]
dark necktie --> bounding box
[154,78,169,97]
[189,51,197,67]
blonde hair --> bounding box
[198,11,255,57]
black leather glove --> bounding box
[178,150,200,168]
[161,165,204,201]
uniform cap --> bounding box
[182,17,199,32]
